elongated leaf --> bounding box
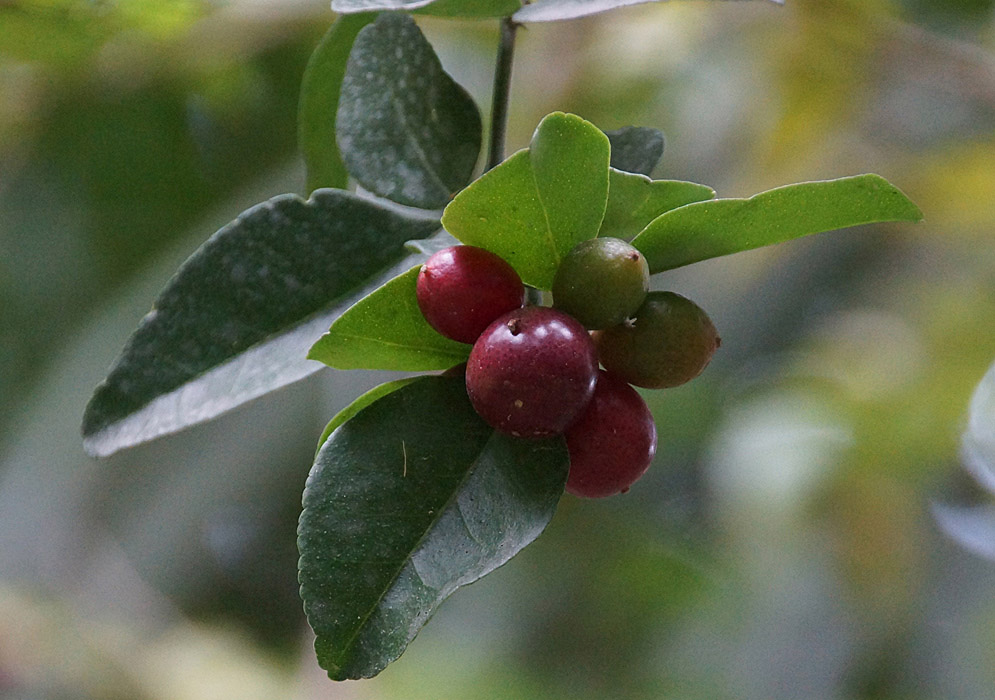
[308,266,470,370]
[514,0,783,22]
[299,376,569,679]
[332,0,521,16]
[605,126,665,176]
[631,174,924,273]
[299,13,378,193]
[337,14,482,209]
[82,190,440,457]
[442,112,610,289]
[315,377,421,456]
[600,169,714,240]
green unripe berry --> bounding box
[593,291,720,389]
[552,237,649,330]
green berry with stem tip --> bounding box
[593,291,720,389]
[552,237,649,330]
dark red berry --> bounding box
[416,245,525,344]
[466,306,598,438]
[564,371,657,498]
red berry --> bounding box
[416,245,525,344]
[466,306,598,438]
[565,371,657,498]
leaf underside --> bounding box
[631,174,924,273]
[513,0,784,23]
[299,375,568,680]
[336,13,482,209]
[308,266,471,371]
[82,189,440,457]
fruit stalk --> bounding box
[486,17,518,171]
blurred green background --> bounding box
[3,0,995,698]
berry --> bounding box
[416,245,525,344]
[593,291,720,389]
[565,371,657,498]
[466,306,598,438]
[552,237,649,330]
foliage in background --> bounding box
[2,0,995,697]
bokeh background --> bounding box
[3,0,995,698]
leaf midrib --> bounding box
[326,426,496,676]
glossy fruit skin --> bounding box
[466,306,598,438]
[416,245,525,344]
[565,371,657,498]
[593,291,719,389]
[552,237,649,330]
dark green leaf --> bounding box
[605,126,665,176]
[308,266,471,371]
[299,13,378,193]
[81,190,440,457]
[315,377,421,456]
[337,14,482,209]
[299,376,569,680]
[441,112,610,289]
[332,0,521,16]
[600,169,715,240]
[631,174,924,273]
[514,0,783,22]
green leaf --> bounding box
[299,375,569,680]
[600,169,715,241]
[332,0,521,16]
[299,13,378,193]
[81,190,440,458]
[308,266,471,371]
[315,377,421,456]
[337,13,482,209]
[514,0,783,22]
[415,0,522,16]
[631,174,924,274]
[441,112,610,289]
[605,126,665,176]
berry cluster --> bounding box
[416,241,720,499]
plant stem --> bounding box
[486,17,518,171]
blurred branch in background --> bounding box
[2,0,995,698]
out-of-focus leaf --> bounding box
[299,13,378,193]
[514,0,783,22]
[442,112,610,289]
[932,503,995,560]
[299,376,568,679]
[81,190,440,457]
[308,266,470,371]
[332,0,521,16]
[605,126,665,176]
[600,169,714,240]
[336,13,482,208]
[314,377,421,456]
[631,174,923,273]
